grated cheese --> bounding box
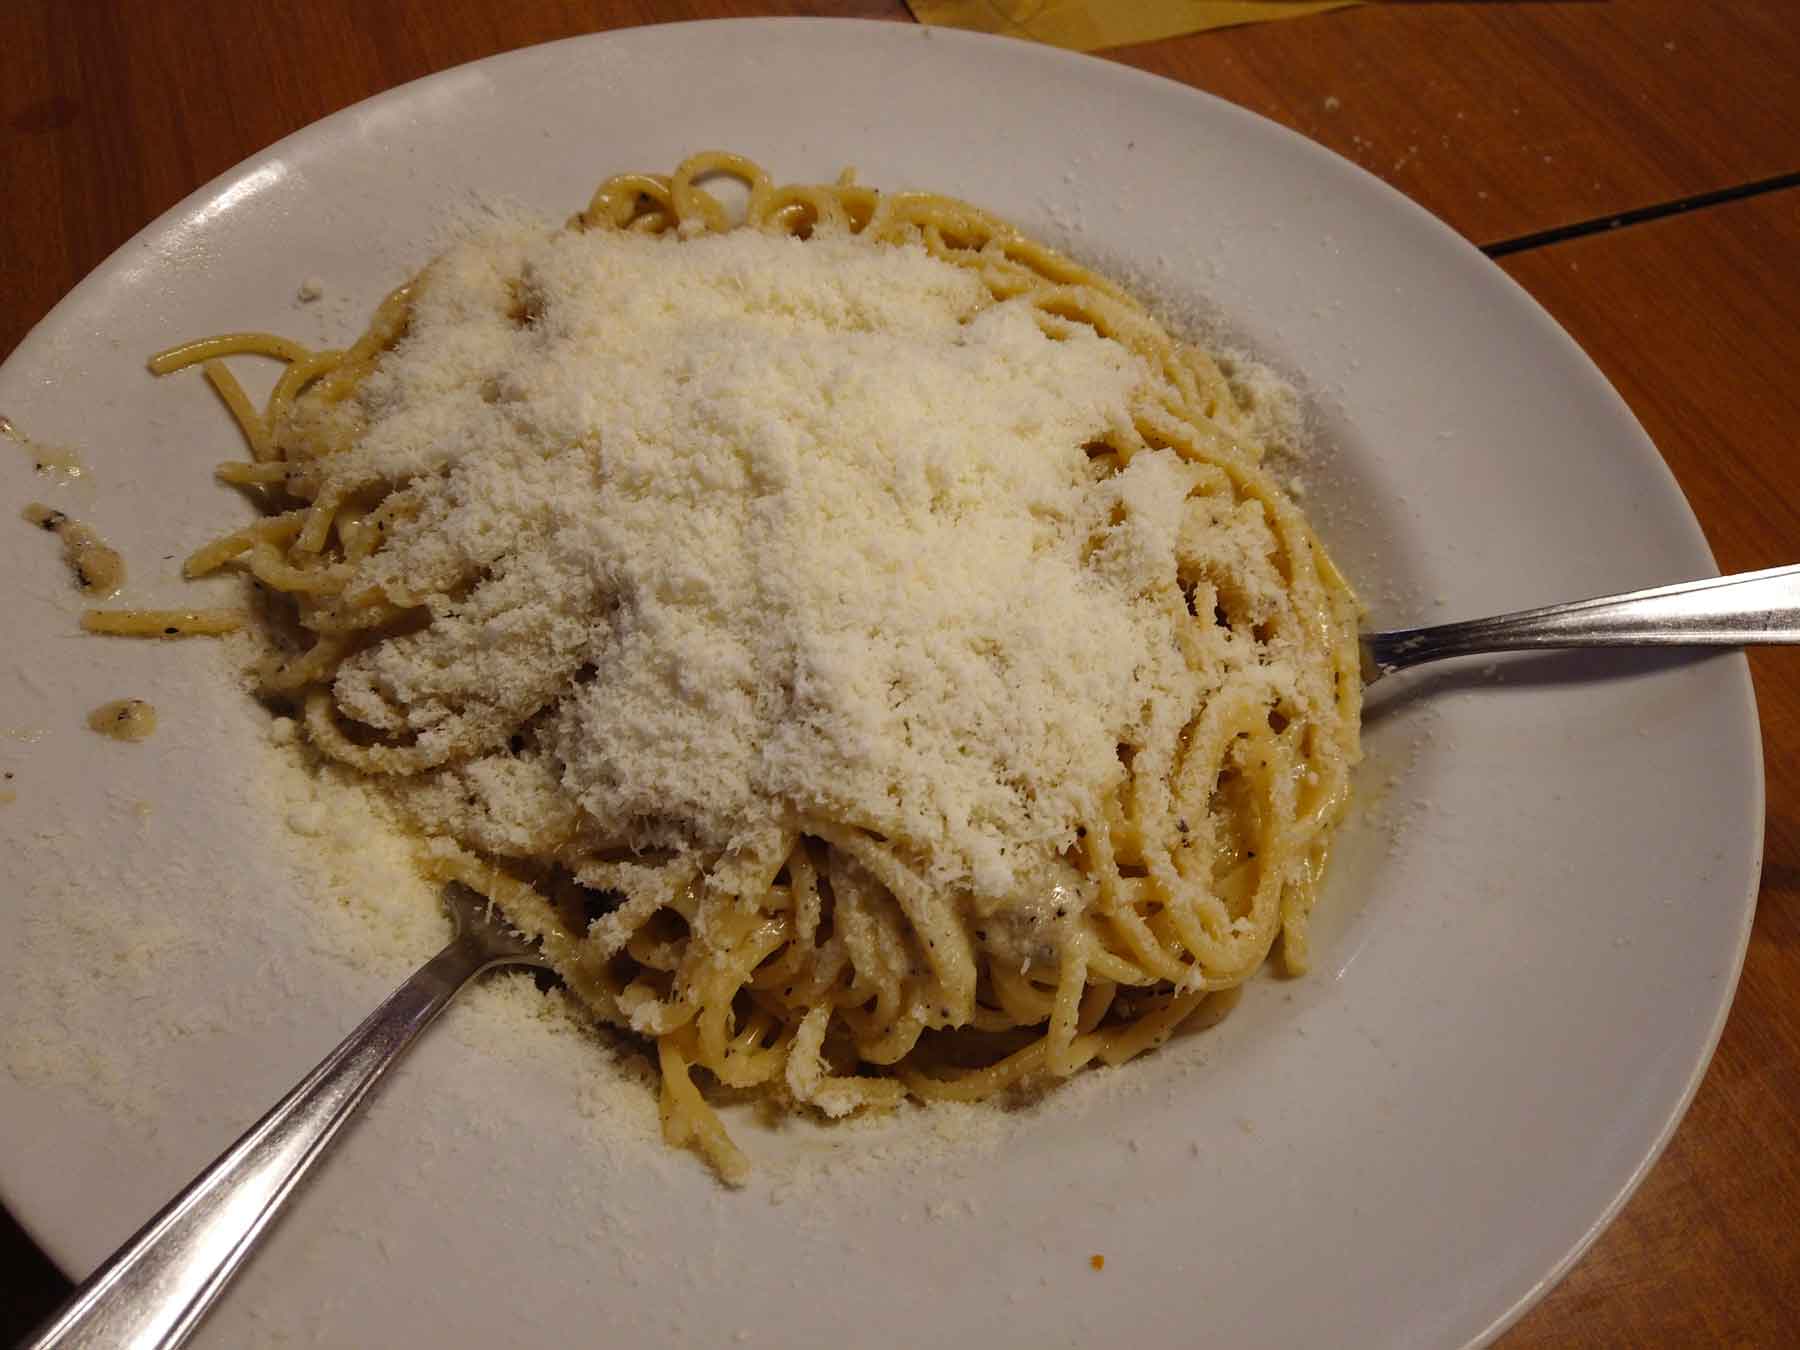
[338,221,1273,895]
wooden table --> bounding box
[3,2,1795,1343]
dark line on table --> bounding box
[1481,170,1800,258]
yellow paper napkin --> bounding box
[905,1,1363,52]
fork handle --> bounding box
[23,932,494,1350]
[1361,562,1800,680]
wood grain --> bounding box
[8,1,1800,362]
[1498,189,1800,1348]
[2,2,1796,1345]
[1106,0,1800,248]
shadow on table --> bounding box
[3,1206,70,1342]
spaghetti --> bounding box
[132,153,1362,1183]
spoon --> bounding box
[1360,562,1800,684]
[24,883,548,1350]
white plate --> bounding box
[0,19,1762,1349]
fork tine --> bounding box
[440,882,551,968]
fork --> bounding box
[1359,562,1800,684]
[24,883,548,1350]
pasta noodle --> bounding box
[138,153,1362,1183]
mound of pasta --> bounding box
[134,153,1361,1182]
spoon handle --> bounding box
[1360,562,1800,682]
[22,932,494,1350]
